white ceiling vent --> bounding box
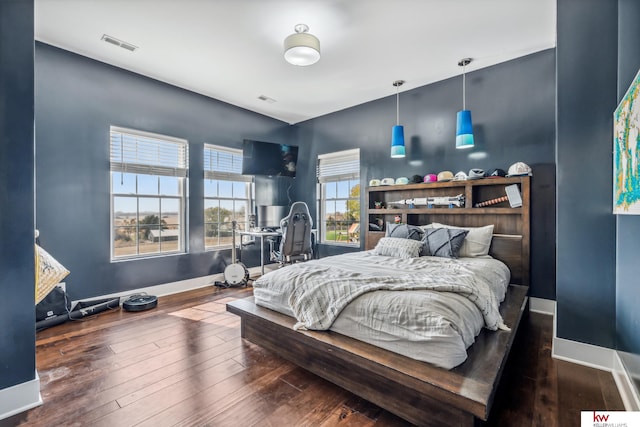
[258,95,276,103]
[101,34,138,52]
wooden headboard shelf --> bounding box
[365,176,531,285]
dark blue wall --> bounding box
[0,0,36,389]
[616,0,640,387]
[36,44,557,301]
[35,43,292,300]
[556,0,618,347]
[293,50,557,299]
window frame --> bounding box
[110,126,189,261]
[317,149,361,247]
[203,144,254,250]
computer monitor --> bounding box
[257,205,288,230]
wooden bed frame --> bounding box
[227,178,530,426]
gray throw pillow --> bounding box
[421,228,469,258]
[373,237,423,259]
[385,223,424,241]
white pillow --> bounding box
[421,223,494,257]
[373,237,422,259]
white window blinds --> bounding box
[110,127,188,177]
[204,144,252,182]
[317,148,360,183]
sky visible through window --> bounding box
[112,173,182,214]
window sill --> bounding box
[111,251,186,263]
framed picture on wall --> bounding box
[613,66,640,214]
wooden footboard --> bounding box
[227,284,528,427]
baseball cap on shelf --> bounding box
[507,162,532,177]
[395,177,409,185]
[380,178,395,185]
[487,168,507,178]
[468,169,485,180]
[369,179,380,186]
[410,174,424,184]
[423,174,438,183]
[437,171,454,182]
[453,171,468,181]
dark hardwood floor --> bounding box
[4,285,624,427]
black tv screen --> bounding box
[242,139,298,177]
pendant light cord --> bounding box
[396,84,400,125]
[462,62,466,110]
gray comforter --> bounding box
[253,251,511,369]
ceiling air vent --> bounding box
[101,34,138,52]
[258,95,276,104]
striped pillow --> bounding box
[421,228,468,258]
[373,237,422,259]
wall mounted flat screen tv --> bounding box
[242,139,298,177]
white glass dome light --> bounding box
[284,24,320,66]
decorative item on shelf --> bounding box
[506,162,532,177]
[456,58,474,149]
[374,201,383,209]
[453,171,468,181]
[468,168,485,180]
[391,80,406,158]
[410,174,423,184]
[389,197,427,206]
[424,174,437,183]
[381,177,395,185]
[426,194,465,208]
[488,168,507,178]
[474,196,508,208]
[505,184,523,207]
[474,184,523,208]
[369,178,381,186]
[394,215,401,224]
[284,24,320,66]
[437,171,454,182]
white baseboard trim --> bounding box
[0,371,42,421]
[613,352,640,411]
[529,297,639,410]
[552,335,616,372]
[529,296,555,315]
[70,266,267,307]
[71,273,223,306]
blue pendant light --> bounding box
[391,80,406,158]
[456,58,474,149]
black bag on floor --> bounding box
[36,285,70,321]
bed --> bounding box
[251,251,511,370]
[227,179,530,426]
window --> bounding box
[204,144,253,249]
[317,149,360,245]
[110,127,188,260]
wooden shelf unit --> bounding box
[365,176,531,285]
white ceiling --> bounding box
[35,0,556,125]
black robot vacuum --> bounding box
[122,294,158,312]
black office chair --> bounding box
[269,202,313,265]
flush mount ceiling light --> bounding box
[456,58,474,149]
[284,24,320,66]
